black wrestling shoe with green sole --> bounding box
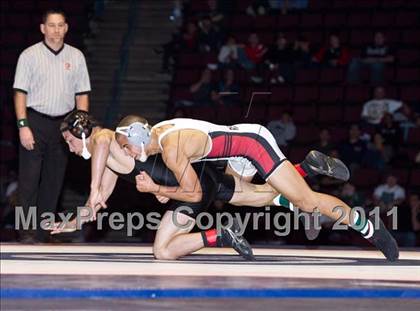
[367,215,399,262]
[305,150,350,181]
[219,219,255,261]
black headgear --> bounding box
[60,110,96,139]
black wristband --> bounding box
[17,118,29,128]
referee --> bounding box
[13,9,91,242]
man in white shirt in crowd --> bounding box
[373,175,406,213]
[361,86,402,126]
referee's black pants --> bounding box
[18,109,68,241]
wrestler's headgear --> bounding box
[60,110,96,160]
[115,121,151,162]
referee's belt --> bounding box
[27,108,69,120]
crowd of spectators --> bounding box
[162,0,420,246]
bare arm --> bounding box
[14,91,27,120]
[86,131,113,208]
[136,146,203,203]
[76,94,89,111]
[160,147,202,202]
[14,91,35,150]
[190,81,203,93]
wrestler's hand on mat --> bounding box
[136,171,159,193]
[48,219,77,234]
[87,189,107,211]
[155,194,170,204]
[19,127,35,150]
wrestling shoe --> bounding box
[367,215,399,262]
[301,212,321,241]
[304,150,350,181]
[219,218,255,261]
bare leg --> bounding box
[229,176,278,207]
[266,161,352,225]
[153,211,203,260]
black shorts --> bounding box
[168,163,236,218]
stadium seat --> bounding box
[324,13,346,28]
[294,125,319,144]
[402,30,420,46]
[395,11,419,27]
[372,12,396,27]
[308,0,331,9]
[395,68,420,83]
[171,86,192,101]
[352,169,381,188]
[397,49,420,65]
[348,12,371,28]
[295,68,320,84]
[350,30,372,47]
[343,105,363,123]
[293,105,317,123]
[401,86,420,102]
[407,128,420,145]
[270,86,293,104]
[409,169,420,187]
[294,86,319,104]
[381,0,406,9]
[319,87,343,103]
[253,16,277,30]
[174,69,200,85]
[328,126,348,143]
[242,105,267,123]
[12,0,36,11]
[319,68,344,84]
[277,14,300,28]
[267,105,289,121]
[300,14,323,28]
[317,105,343,123]
[344,86,370,103]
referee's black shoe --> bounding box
[304,150,350,181]
[219,218,255,261]
[367,215,399,262]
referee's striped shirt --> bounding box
[13,41,91,116]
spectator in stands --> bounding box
[394,193,419,247]
[312,128,335,156]
[269,0,309,14]
[347,32,395,85]
[339,182,365,207]
[378,113,401,163]
[189,68,217,106]
[409,194,420,246]
[159,21,198,73]
[361,86,402,126]
[205,0,226,31]
[373,175,406,213]
[293,35,312,67]
[267,111,296,146]
[265,33,295,84]
[363,133,387,169]
[246,0,270,16]
[339,124,367,170]
[212,69,240,106]
[174,68,216,108]
[218,35,239,68]
[394,103,418,142]
[198,16,223,52]
[312,34,350,67]
[241,33,268,83]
